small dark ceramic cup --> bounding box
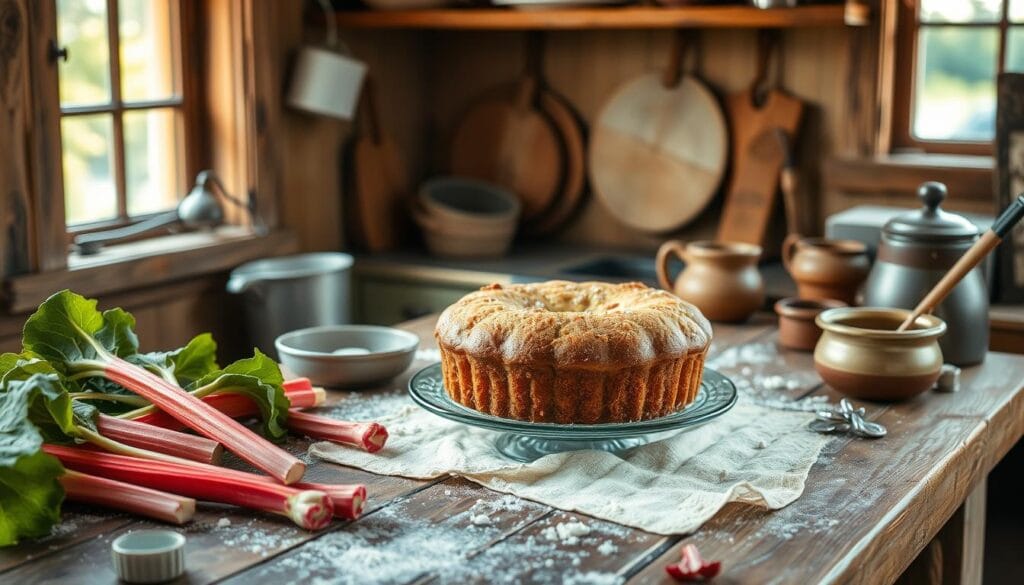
[774,297,847,351]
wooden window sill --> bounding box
[824,153,995,204]
[5,227,298,314]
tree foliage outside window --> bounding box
[911,0,1024,143]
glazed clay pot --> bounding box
[657,240,764,322]
[774,297,847,352]
[814,307,947,401]
[782,235,870,304]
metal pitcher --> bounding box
[227,253,354,357]
[863,182,988,366]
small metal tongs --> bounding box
[808,399,887,439]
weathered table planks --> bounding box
[1,313,1021,585]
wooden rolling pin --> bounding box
[898,193,1024,331]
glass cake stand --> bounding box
[407,363,737,462]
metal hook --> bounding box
[662,30,698,89]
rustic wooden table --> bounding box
[2,314,1022,585]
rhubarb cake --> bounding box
[434,281,713,424]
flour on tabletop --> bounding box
[415,348,442,363]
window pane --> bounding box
[913,26,998,141]
[124,109,183,217]
[1008,27,1024,71]
[1012,0,1024,22]
[56,0,112,107]
[920,0,1002,23]
[61,114,118,225]
[119,0,179,102]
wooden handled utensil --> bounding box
[898,193,1024,331]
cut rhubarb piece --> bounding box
[96,414,223,464]
[665,544,721,581]
[293,482,366,520]
[285,411,388,453]
[45,445,333,530]
[60,470,195,525]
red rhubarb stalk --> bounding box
[102,356,305,484]
[283,378,314,392]
[44,445,333,530]
[291,482,366,520]
[286,411,388,453]
[130,386,324,429]
[60,470,196,525]
[96,414,223,464]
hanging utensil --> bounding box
[450,33,565,223]
[897,192,1024,331]
[717,30,804,248]
[348,77,408,252]
[589,30,728,233]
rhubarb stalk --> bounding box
[60,470,195,525]
[95,414,223,464]
[44,445,334,530]
[127,385,324,429]
[23,291,305,484]
[132,394,386,453]
[285,411,388,453]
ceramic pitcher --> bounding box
[782,235,870,305]
[656,240,764,322]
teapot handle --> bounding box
[656,240,687,292]
[781,233,802,274]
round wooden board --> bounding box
[588,74,728,233]
[527,90,586,236]
[449,81,564,222]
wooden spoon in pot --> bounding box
[898,192,1024,331]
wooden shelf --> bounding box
[334,5,868,30]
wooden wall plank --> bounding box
[0,0,34,280]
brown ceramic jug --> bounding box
[656,240,764,322]
[782,235,870,305]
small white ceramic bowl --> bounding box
[275,325,419,389]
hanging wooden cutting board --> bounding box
[449,37,564,222]
[716,89,803,246]
[588,35,727,234]
[526,89,586,237]
[349,81,408,252]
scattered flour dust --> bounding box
[206,517,305,557]
[241,498,623,585]
[542,521,592,544]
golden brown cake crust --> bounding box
[435,281,713,423]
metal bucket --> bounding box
[227,253,354,357]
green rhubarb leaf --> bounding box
[131,333,219,387]
[94,308,139,359]
[190,350,289,441]
[0,379,66,546]
[22,290,120,372]
[0,371,97,442]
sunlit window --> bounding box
[909,0,1024,145]
[56,0,186,227]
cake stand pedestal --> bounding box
[408,363,737,463]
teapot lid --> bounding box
[883,182,979,242]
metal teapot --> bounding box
[863,182,988,366]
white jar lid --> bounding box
[111,530,186,584]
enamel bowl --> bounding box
[275,325,419,389]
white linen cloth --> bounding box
[310,397,828,535]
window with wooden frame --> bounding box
[893,0,1024,154]
[54,0,200,231]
